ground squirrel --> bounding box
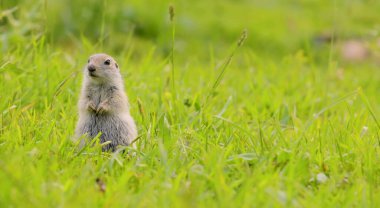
[75,53,137,151]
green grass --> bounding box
[1,0,380,207]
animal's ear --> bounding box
[115,63,119,69]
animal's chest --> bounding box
[89,86,114,105]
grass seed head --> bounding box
[237,29,248,47]
[169,5,175,22]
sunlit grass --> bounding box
[0,0,380,207]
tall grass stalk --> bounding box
[205,29,247,104]
[169,5,176,97]
[99,0,107,49]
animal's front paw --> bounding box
[96,102,110,115]
[87,101,96,112]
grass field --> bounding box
[1,0,380,207]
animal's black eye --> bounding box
[104,59,111,65]
[87,59,90,63]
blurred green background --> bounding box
[2,0,380,62]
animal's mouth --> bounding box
[89,72,97,77]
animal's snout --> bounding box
[88,65,96,72]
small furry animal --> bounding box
[75,53,137,151]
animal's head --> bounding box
[85,53,120,83]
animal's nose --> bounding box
[88,65,96,72]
